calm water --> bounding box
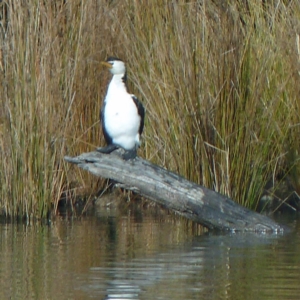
[0,204,300,300]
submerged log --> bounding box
[64,150,285,233]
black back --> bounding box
[131,95,145,135]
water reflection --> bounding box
[87,231,285,300]
[0,205,299,300]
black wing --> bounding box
[131,95,145,135]
[100,103,113,145]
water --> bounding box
[0,205,300,300]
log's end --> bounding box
[64,155,77,164]
[64,151,107,164]
[64,149,129,165]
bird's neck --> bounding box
[108,73,127,93]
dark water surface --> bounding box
[0,205,300,300]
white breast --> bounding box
[104,81,141,150]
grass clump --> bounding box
[0,0,300,219]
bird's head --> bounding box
[101,57,126,75]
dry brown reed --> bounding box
[0,0,299,218]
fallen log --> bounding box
[64,150,285,233]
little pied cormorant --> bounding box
[97,57,145,160]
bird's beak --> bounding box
[101,61,113,69]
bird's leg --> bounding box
[96,144,119,154]
[122,148,137,160]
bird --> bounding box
[97,57,145,160]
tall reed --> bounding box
[0,0,299,219]
[0,1,104,219]
[121,0,300,208]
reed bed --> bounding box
[0,0,299,219]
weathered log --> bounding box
[64,150,285,233]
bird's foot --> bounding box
[122,149,137,160]
[96,144,119,154]
[96,145,137,160]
